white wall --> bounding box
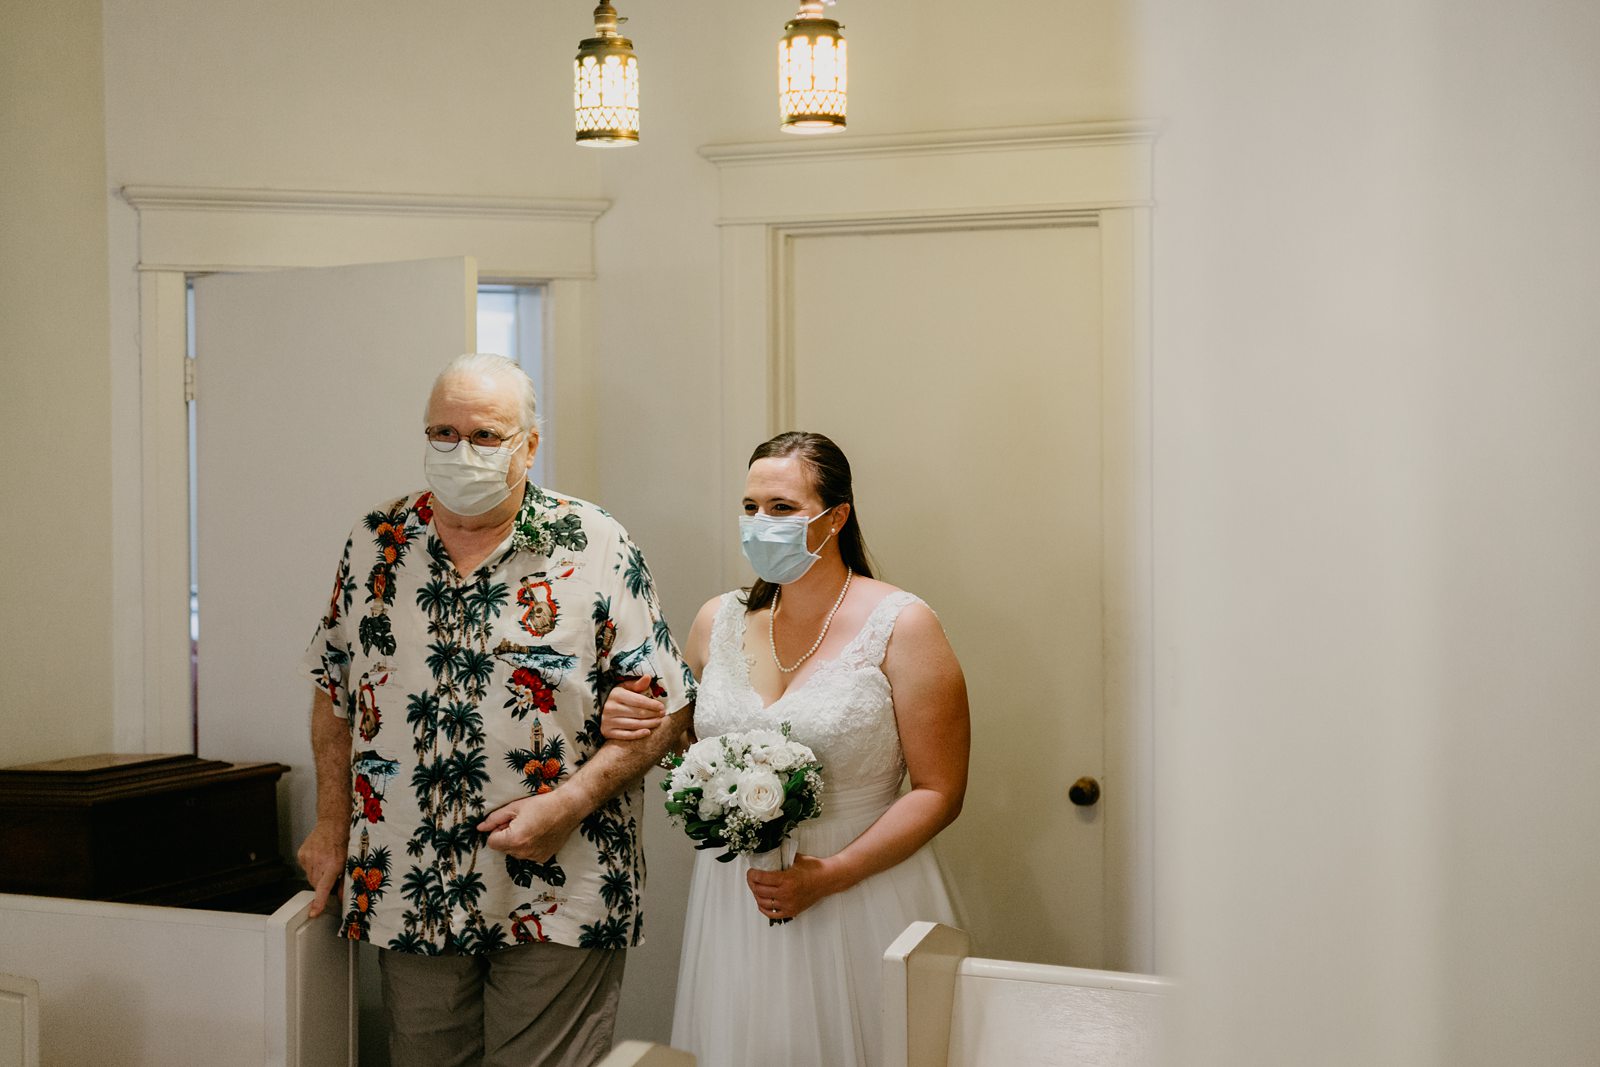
[1143,0,1600,1061]
[100,0,596,198]
[0,0,115,765]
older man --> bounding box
[296,353,692,1067]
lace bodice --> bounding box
[695,590,921,804]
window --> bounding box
[476,284,547,487]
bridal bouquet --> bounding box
[660,725,824,863]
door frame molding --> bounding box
[700,121,1157,970]
[116,186,609,759]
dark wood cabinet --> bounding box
[0,752,299,909]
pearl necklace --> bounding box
[769,570,853,674]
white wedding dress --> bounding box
[670,589,958,1067]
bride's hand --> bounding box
[746,853,838,920]
[601,674,666,740]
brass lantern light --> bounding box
[778,0,847,134]
[574,1,639,147]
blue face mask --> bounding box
[739,507,837,585]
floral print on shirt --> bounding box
[303,483,694,954]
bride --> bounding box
[603,431,969,1067]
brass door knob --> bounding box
[1068,777,1101,807]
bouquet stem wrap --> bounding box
[749,838,799,925]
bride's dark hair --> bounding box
[742,431,876,613]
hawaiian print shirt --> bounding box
[301,483,695,954]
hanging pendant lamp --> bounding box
[778,0,847,134]
[574,1,639,147]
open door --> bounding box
[191,256,477,848]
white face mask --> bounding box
[739,506,836,584]
[423,434,524,517]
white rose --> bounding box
[686,735,724,761]
[735,767,786,822]
[768,740,816,773]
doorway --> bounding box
[181,273,545,756]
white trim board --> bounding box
[699,121,1156,226]
[120,186,608,280]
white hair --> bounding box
[428,353,541,434]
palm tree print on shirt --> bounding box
[393,536,508,950]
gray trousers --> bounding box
[378,941,627,1067]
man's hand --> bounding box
[297,817,349,919]
[478,791,584,862]
[481,691,689,861]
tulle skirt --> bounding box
[670,786,958,1067]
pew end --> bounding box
[883,922,1171,1066]
[598,1039,696,1067]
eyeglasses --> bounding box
[425,426,526,455]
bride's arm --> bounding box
[747,601,969,918]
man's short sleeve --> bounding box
[602,529,697,715]
[300,533,358,718]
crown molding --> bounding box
[699,120,1161,166]
[699,120,1157,225]
[120,185,610,222]
[728,204,1134,230]
[117,185,606,278]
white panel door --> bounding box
[192,257,476,849]
[789,224,1106,967]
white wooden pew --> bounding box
[597,1040,695,1066]
[0,889,353,1067]
[883,922,1171,1067]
